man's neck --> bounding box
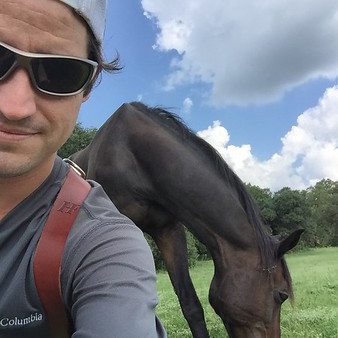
[0,157,55,221]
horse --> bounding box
[70,102,303,338]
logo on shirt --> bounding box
[0,313,43,327]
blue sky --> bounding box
[79,0,338,191]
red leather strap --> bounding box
[33,167,91,338]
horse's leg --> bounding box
[150,223,210,338]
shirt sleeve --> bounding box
[61,213,166,338]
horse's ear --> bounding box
[277,229,304,257]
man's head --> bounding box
[0,0,114,180]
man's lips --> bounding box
[0,126,39,141]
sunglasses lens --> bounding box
[31,58,93,94]
[0,45,16,78]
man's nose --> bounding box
[0,68,37,121]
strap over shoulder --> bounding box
[33,166,91,338]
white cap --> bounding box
[59,0,107,43]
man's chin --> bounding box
[0,152,43,179]
[0,162,33,178]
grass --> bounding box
[156,247,338,337]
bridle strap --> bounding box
[33,167,91,338]
[259,265,277,274]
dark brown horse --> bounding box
[70,102,303,338]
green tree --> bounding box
[272,187,313,247]
[306,179,338,246]
[195,240,211,260]
[58,123,97,159]
[246,184,276,225]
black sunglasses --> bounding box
[0,42,98,96]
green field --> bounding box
[156,247,338,337]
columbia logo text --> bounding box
[0,313,43,327]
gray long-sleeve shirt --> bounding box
[0,157,166,338]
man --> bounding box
[0,0,166,337]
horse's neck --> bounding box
[208,232,261,275]
[185,212,259,261]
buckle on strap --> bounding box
[63,158,86,179]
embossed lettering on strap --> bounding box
[33,167,91,338]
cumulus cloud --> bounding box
[142,0,338,106]
[197,120,229,148]
[182,97,193,114]
[196,86,338,190]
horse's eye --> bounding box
[274,291,289,303]
[279,291,289,302]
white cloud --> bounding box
[142,0,338,106]
[182,97,193,114]
[197,120,229,148]
[137,94,143,102]
[196,86,338,190]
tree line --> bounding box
[59,124,337,269]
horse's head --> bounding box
[209,229,304,338]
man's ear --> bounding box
[82,94,90,102]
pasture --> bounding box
[156,247,338,337]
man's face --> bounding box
[0,0,89,178]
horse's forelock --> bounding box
[281,257,294,302]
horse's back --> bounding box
[83,102,178,229]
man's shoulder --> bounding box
[63,179,148,262]
[60,179,155,300]
[72,179,142,240]
[82,180,122,220]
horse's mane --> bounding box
[132,103,286,248]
